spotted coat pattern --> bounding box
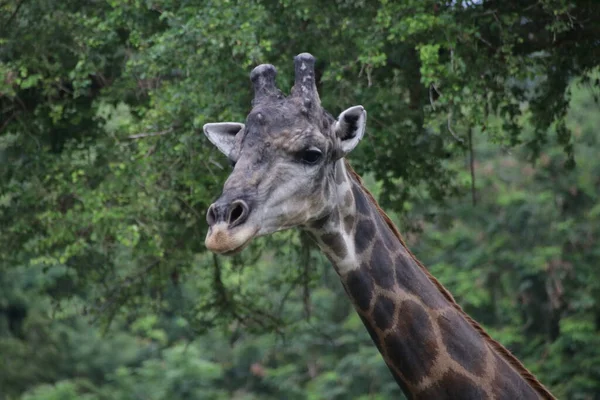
[305,161,554,400]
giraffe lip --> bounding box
[205,223,258,256]
[221,235,254,256]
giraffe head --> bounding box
[204,53,366,255]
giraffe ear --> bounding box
[334,105,367,156]
[203,122,245,156]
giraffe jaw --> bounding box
[205,222,259,256]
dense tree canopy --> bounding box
[1,0,600,398]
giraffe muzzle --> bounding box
[205,199,258,255]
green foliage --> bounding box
[411,75,600,398]
[1,0,599,399]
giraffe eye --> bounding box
[298,148,322,165]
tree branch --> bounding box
[127,127,174,139]
[300,232,312,320]
[2,0,26,30]
[447,111,464,143]
[468,126,476,206]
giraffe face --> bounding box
[203,54,366,255]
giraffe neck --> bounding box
[305,160,554,400]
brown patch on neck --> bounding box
[343,160,556,400]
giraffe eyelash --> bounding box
[297,148,322,165]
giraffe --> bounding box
[203,53,556,399]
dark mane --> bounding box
[344,159,556,400]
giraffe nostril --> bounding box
[229,205,243,223]
[206,204,218,226]
[228,200,249,227]
[207,199,249,227]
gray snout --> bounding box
[206,199,250,228]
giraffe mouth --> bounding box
[205,223,258,256]
[221,241,251,256]
[219,232,256,256]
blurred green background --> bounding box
[1,1,599,399]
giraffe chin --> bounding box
[205,223,258,256]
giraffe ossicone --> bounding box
[203,53,555,399]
